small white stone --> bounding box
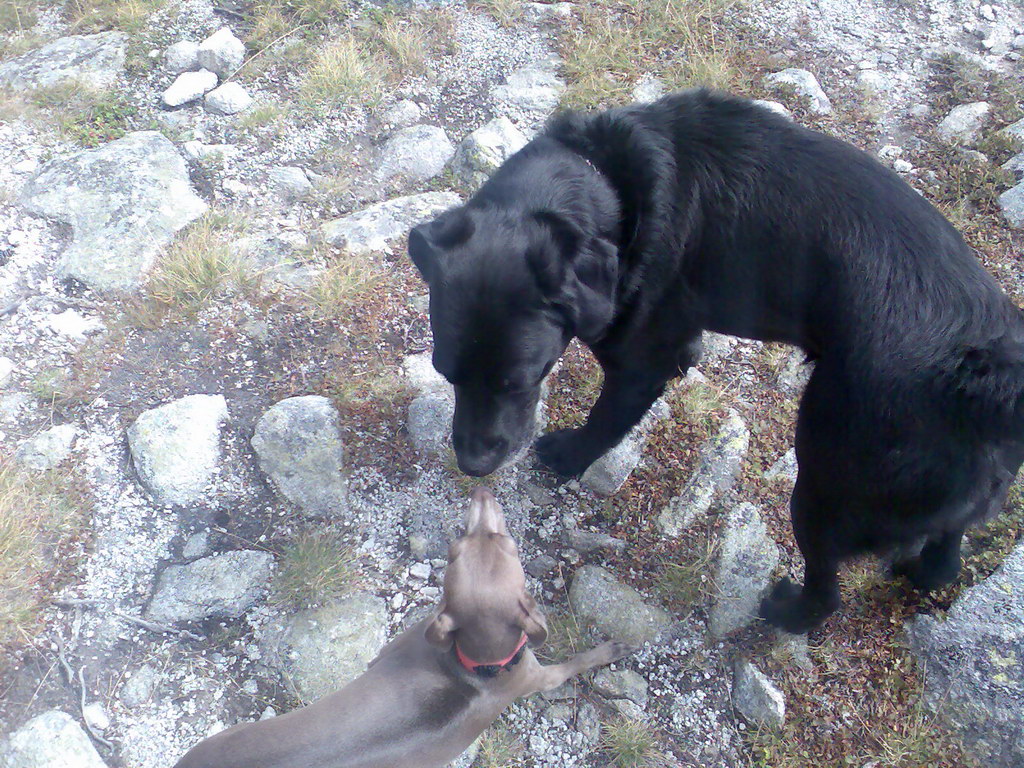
[197,27,246,78]
[82,702,110,731]
[409,562,431,581]
[893,159,913,173]
[162,69,218,108]
[204,82,253,115]
[46,309,103,340]
[751,100,793,120]
[164,40,200,73]
[12,158,38,174]
[0,356,14,385]
[979,4,996,21]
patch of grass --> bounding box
[599,718,669,768]
[66,0,165,33]
[273,531,360,609]
[470,0,523,28]
[238,100,289,135]
[306,247,388,320]
[373,15,429,78]
[0,0,38,34]
[476,721,528,767]
[299,36,383,106]
[0,460,83,651]
[251,0,350,29]
[560,0,742,108]
[148,212,250,311]
[534,607,587,664]
[654,537,716,614]
[671,379,727,436]
[923,150,1016,220]
[927,52,1024,126]
[28,81,136,146]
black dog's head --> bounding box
[409,204,618,476]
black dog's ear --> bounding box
[408,208,475,284]
[529,211,618,342]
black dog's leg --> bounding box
[892,529,963,592]
[760,481,841,634]
[535,370,671,477]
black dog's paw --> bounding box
[892,558,958,593]
[535,429,593,477]
[759,578,835,635]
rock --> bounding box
[407,393,452,456]
[581,398,671,496]
[127,394,228,506]
[267,166,312,202]
[320,192,460,255]
[856,69,889,94]
[81,704,109,732]
[700,331,738,365]
[182,141,238,163]
[492,62,566,116]
[709,503,780,639]
[524,2,574,20]
[0,357,13,385]
[204,82,253,115]
[20,131,208,292]
[568,565,671,646]
[181,530,211,560]
[119,665,160,708]
[1014,34,1024,51]
[145,550,275,623]
[251,396,347,516]
[45,309,103,339]
[164,40,199,74]
[15,424,77,471]
[907,542,1024,766]
[266,593,388,702]
[376,125,455,184]
[526,554,558,578]
[751,99,793,120]
[764,448,798,484]
[0,32,126,91]
[448,738,480,768]
[764,68,832,114]
[998,181,1024,229]
[656,410,749,536]
[733,660,785,730]
[452,117,528,189]
[909,103,932,119]
[196,27,245,78]
[936,102,990,144]
[565,526,626,555]
[0,710,107,768]
[1003,152,1024,177]
[383,99,422,127]
[631,74,666,104]
[778,348,813,392]
[162,68,219,107]
[592,667,648,708]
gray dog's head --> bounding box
[409,204,617,476]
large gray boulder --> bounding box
[907,542,1024,767]
[732,660,785,730]
[656,410,749,536]
[196,27,245,78]
[20,131,208,292]
[0,710,108,768]
[999,181,1024,229]
[251,396,347,516]
[145,550,275,623]
[569,565,671,646]
[264,593,388,702]
[452,117,528,189]
[763,68,832,115]
[320,192,460,256]
[375,125,455,184]
[709,503,780,639]
[0,32,126,91]
[127,394,228,506]
[936,102,990,144]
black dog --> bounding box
[408,88,1024,633]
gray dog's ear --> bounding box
[425,605,458,647]
[518,594,549,647]
[408,209,475,284]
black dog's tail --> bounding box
[946,314,1024,441]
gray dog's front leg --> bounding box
[525,641,634,695]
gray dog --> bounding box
[172,487,631,768]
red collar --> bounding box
[455,633,528,676]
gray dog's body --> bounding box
[173,488,629,768]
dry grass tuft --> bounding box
[0,0,38,34]
[67,0,165,33]
[470,0,523,28]
[306,247,388,320]
[476,720,528,767]
[655,535,717,614]
[300,36,383,106]
[600,718,670,768]
[273,531,361,609]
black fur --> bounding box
[409,89,1024,632]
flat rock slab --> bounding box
[145,550,275,624]
[569,565,671,646]
[265,593,388,702]
[15,423,77,471]
[375,125,455,184]
[0,710,108,768]
[936,101,990,144]
[321,191,460,256]
[127,394,227,506]
[0,32,126,91]
[907,542,1024,766]
[709,503,780,639]
[656,410,749,537]
[21,131,208,292]
[582,398,670,497]
[733,660,785,730]
[251,395,347,516]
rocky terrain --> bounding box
[0,0,1021,767]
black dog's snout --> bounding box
[454,432,508,477]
